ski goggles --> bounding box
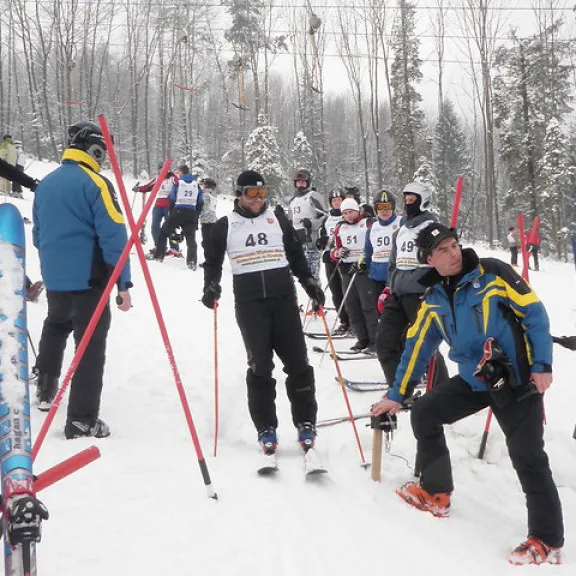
[375,202,394,211]
[242,185,269,199]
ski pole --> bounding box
[31,162,164,463]
[213,300,219,458]
[318,305,367,467]
[303,259,341,331]
[317,412,371,428]
[303,258,342,331]
[317,271,358,365]
[27,329,37,362]
[99,115,217,499]
[478,409,493,459]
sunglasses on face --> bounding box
[242,186,269,199]
[375,202,394,211]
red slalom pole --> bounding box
[34,447,101,493]
[450,176,464,228]
[98,115,217,499]
[527,215,541,246]
[32,156,163,461]
[213,301,219,458]
[318,306,367,467]
[518,213,530,282]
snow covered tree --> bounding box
[245,113,285,198]
[414,157,439,213]
[432,99,469,221]
[389,0,425,185]
[538,118,575,260]
[292,131,314,174]
[188,148,210,179]
[493,22,574,220]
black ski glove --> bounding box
[301,217,312,230]
[7,494,49,545]
[316,236,328,251]
[202,282,222,309]
[350,260,367,275]
[132,182,140,193]
[302,277,325,312]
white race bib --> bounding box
[158,177,174,199]
[394,220,433,270]
[338,220,369,263]
[175,180,199,206]
[290,193,316,229]
[370,218,399,263]
[227,209,289,275]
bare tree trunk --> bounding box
[337,7,370,200]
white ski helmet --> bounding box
[402,181,433,210]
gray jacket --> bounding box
[388,211,438,296]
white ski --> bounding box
[304,448,327,477]
[257,451,278,476]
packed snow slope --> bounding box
[3,159,575,575]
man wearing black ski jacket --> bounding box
[202,170,325,451]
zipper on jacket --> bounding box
[260,270,266,298]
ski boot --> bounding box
[257,427,277,455]
[297,422,317,452]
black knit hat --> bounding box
[236,170,265,195]
[416,222,459,263]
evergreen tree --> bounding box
[245,113,285,198]
[292,131,314,173]
[432,99,469,221]
[493,22,574,220]
[389,0,425,185]
[189,148,210,179]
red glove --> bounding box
[377,287,391,314]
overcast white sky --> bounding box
[265,0,576,120]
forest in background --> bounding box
[1,0,575,257]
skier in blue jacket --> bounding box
[372,223,563,565]
[152,165,203,270]
[32,121,132,438]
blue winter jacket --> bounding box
[364,213,400,282]
[33,148,132,292]
[169,173,204,212]
[387,248,552,403]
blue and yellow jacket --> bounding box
[33,148,132,292]
[387,249,552,403]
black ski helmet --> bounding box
[373,189,396,211]
[344,185,361,203]
[68,121,107,165]
[201,177,217,189]
[328,186,345,203]
[293,168,312,186]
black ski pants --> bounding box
[201,222,216,249]
[35,289,111,424]
[340,271,379,345]
[157,208,198,265]
[235,294,318,432]
[411,375,564,548]
[323,258,349,327]
[371,279,387,310]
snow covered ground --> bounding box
[3,160,575,574]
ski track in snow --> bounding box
[2,160,574,574]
